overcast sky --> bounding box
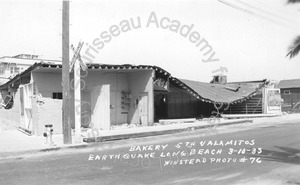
[0,0,299,82]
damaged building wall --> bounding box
[31,97,62,136]
[154,85,215,120]
[32,71,130,128]
[82,71,129,127]
[167,86,199,118]
[32,72,62,98]
[31,69,154,129]
[128,70,154,126]
[223,93,263,114]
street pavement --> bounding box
[0,119,299,185]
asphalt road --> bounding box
[0,121,300,185]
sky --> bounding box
[0,0,299,83]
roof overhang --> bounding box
[0,61,268,104]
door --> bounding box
[81,92,91,128]
[91,85,110,130]
[19,83,34,133]
[110,91,117,125]
[19,87,25,129]
[139,92,148,126]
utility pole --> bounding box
[62,0,72,144]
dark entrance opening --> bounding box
[154,93,168,121]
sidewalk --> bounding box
[0,118,252,158]
[0,113,298,158]
[82,119,252,142]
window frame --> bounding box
[52,92,63,99]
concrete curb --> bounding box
[0,143,89,159]
[0,119,252,159]
[83,119,252,143]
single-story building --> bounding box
[0,61,279,136]
[277,79,300,113]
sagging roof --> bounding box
[277,79,300,89]
[180,79,267,104]
[0,62,268,104]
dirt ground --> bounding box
[0,108,19,131]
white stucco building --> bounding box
[0,54,46,85]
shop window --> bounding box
[283,90,290,95]
[121,91,131,113]
[52,92,63,99]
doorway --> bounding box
[139,92,148,126]
[91,84,110,130]
[154,93,168,121]
[110,91,117,124]
[81,91,91,128]
[19,83,34,134]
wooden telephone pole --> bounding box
[62,0,72,144]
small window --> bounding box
[52,92,63,99]
[0,65,5,74]
[283,90,290,95]
[14,67,20,74]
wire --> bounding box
[217,0,297,29]
[253,0,296,16]
[233,0,297,26]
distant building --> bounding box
[277,79,300,113]
[0,54,43,85]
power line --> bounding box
[253,0,296,16]
[233,0,297,26]
[217,0,297,29]
[252,0,300,26]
